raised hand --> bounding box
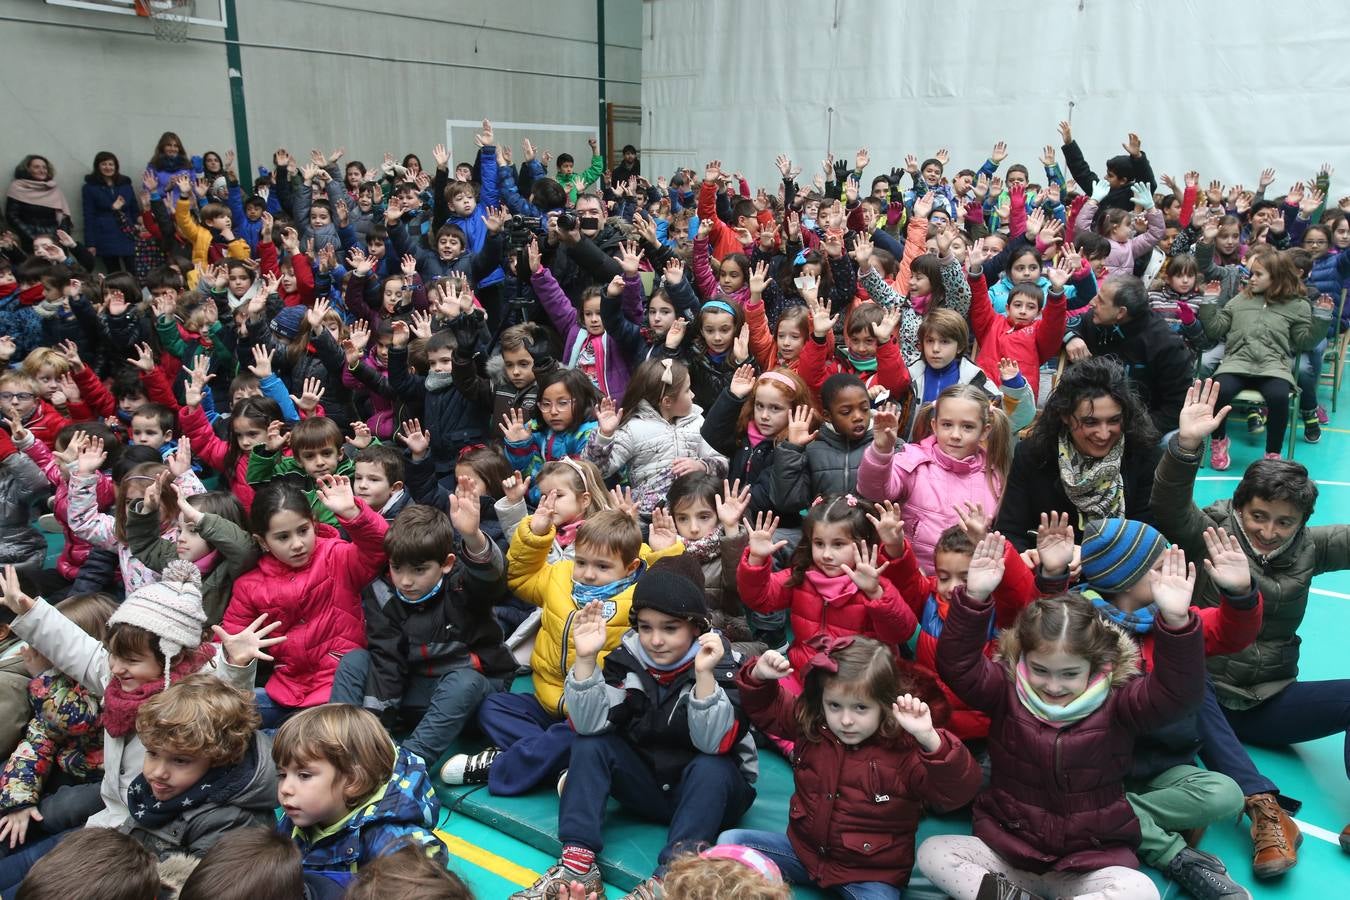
[873,307,901,345]
[499,408,531,443]
[76,435,108,475]
[263,419,288,453]
[851,231,875,266]
[664,316,687,350]
[289,377,325,416]
[990,141,1008,165]
[608,485,638,522]
[728,363,756,399]
[647,506,680,551]
[693,631,726,674]
[183,355,213,408]
[1202,526,1251,595]
[954,501,990,544]
[595,396,623,437]
[752,648,793,682]
[0,566,35,618]
[315,473,359,520]
[448,474,484,543]
[1176,379,1231,452]
[715,478,752,533]
[1151,547,1195,628]
[912,191,934,221]
[346,421,375,451]
[570,600,608,661]
[733,324,751,362]
[501,472,531,505]
[1035,511,1075,576]
[1122,132,1142,157]
[1058,120,1073,144]
[805,291,836,337]
[786,405,817,446]
[396,418,431,459]
[743,511,787,563]
[871,402,900,454]
[1258,167,1277,189]
[964,532,1008,600]
[530,490,559,536]
[166,437,192,478]
[748,259,770,296]
[934,148,950,166]
[892,694,940,751]
[617,240,642,276]
[865,499,906,554]
[211,614,287,667]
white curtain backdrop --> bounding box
[641,0,1350,194]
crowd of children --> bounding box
[0,121,1347,900]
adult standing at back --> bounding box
[994,356,1161,552]
[81,152,139,273]
[145,131,194,206]
[4,155,72,252]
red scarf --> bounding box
[100,643,217,737]
[18,284,44,307]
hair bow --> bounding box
[659,358,674,385]
[457,443,487,460]
[802,633,856,675]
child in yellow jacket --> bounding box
[440,501,683,794]
[170,174,249,276]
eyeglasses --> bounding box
[0,392,35,403]
[1304,238,1329,247]
[537,399,574,412]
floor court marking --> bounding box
[1292,818,1343,846]
[437,830,540,888]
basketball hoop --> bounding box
[134,0,196,43]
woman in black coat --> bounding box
[81,151,140,273]
[995,356,1161,551]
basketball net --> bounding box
[134,0,197,43]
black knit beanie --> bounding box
[630,555,709,628]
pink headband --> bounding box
[757,371,796,392]
[699,845,783,883]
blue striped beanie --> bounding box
[1079,518,1168,594]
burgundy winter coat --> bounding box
[935,586,1204,873]
[735,660,979,889]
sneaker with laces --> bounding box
[975,872,1043,900]
[1303,412,1322,443]
[439,747,500,785]
[509,863,606,900]
[1166,847,1252,899]
[1209,437,1231,471]
[1245,792,1301,878]
[1247,408,1267,434]
[619,876,663,900]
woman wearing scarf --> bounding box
[1153,377,1350,876]
[145,131,194,207]
[5,156,73,251]
[994,356,1161,552]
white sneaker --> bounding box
[556,768,568,796]
[37,514,61,534]
[439,747,500,785]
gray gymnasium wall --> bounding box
[0,0,640,234]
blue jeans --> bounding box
[716,829,902,899]
[560,733,755,869]
[254,687,304,730]
[1296,339,1328,412]
[329,649,506,765]
[0,829,72,895]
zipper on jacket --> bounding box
[557,609,577,716]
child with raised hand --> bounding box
[125,471,256,625]
[452,319,555,428]
[916,532,1206,900]
[440,500,683,795]
[0,561,270,887]
[329,496,514,767]
[798,287,909,403]
[856,388,1011,573]
[512,560,756,900]
[720,636,981,898]
[67,435,205,594]
[501,368,600,489]
[1076,183,1166,279]
[529,238,631,399]
[966,237,1071,398]
[605,257,698,371]
[737,498,916,698]
[0,594,115,850]
[494,458,611,563]
[700,364,813,527]
[770,373,872,514]
[679,297,756,411]
[1197,248,1322,467]
[176,353,284,513]
[121,675,276,860]
[245,408,361,526]
[222,475,388,728]
[584,358,727,517]
[1044,516,1259,897]
[273,704,443,890]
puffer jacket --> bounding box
[387,344,486,471]
[936,585,1205,874]
[18,436,113,580]
[283,745,442,888]
[506,419,599,484]
[1151,438,1350,710]
[0,447,48,575]
[700,387,794,524]
[1198,291,1321,384]
[10,598,253,828]
[121,731,277,858]
[1306,248,1350,332]
[505,518,684,716]
[770,423,873,518]
[222,501,388,708]
[970,271,1067,399]
[736,546,917,682]
[125,503,258,625]
[736,659,980,889]
[1073,202,1164,278]
[532,266,634,399]
[881,538,1038,741]
[583,401,726,513]
[856,436,1002,575]
[0,671,103,811]
[176,404,254,510]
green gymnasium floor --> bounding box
[431,385,1350,898]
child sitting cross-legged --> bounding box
[511,556,756,900]
[273,704,443,890]
[328,491,516,767]
[440,503,683,794]
[121,674,276,859]
[719,635,982,899]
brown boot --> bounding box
[1244,793,1301,878]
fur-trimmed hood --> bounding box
[995,607,1142,689]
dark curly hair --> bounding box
[1022,356,1158,459]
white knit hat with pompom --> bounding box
[108,560,207,685]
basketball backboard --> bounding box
[45,0,228,29]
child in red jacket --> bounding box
[966,239,1071,400]
[797,292,908,404]
[720,635,980,895]
[0,372,69,451]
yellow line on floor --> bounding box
[1322,426,1350,434]
[437,830,540,887]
